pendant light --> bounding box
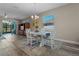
[31,3,39,20]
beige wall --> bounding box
[39,4,79,42]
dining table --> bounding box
[29,31,52,47]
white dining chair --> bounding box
[26,29,39,47]
[25,29,32,45]
[40,29,57,49]
[48,32,62,49]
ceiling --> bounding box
[0,3,68,19]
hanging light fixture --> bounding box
[31,3,39,20]
[3,11,14,19]
[31,15,39,19]
[4,12,8,18]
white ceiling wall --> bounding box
[0,3,68,19]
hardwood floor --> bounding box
[0,34,27,56]
[0,33,79,56]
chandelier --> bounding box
[31,3,39,20]
[4,12,8,18]
[31,15,39,20]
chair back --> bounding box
[25,29,31,38]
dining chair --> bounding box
[40,30,57,49]
[25,29,32,45]
[47,32,62,49]
[26,29,39,47]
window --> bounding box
[2,20,12,33]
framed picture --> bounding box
[42,15,55,26]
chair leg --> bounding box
[50,40,55,49]
[40,40,45,47]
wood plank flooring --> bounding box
[0,33,79,56]
[0,34,27,56]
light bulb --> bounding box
[31,15,34,19]
[5,15,7,18]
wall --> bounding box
[39,4,79,42]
